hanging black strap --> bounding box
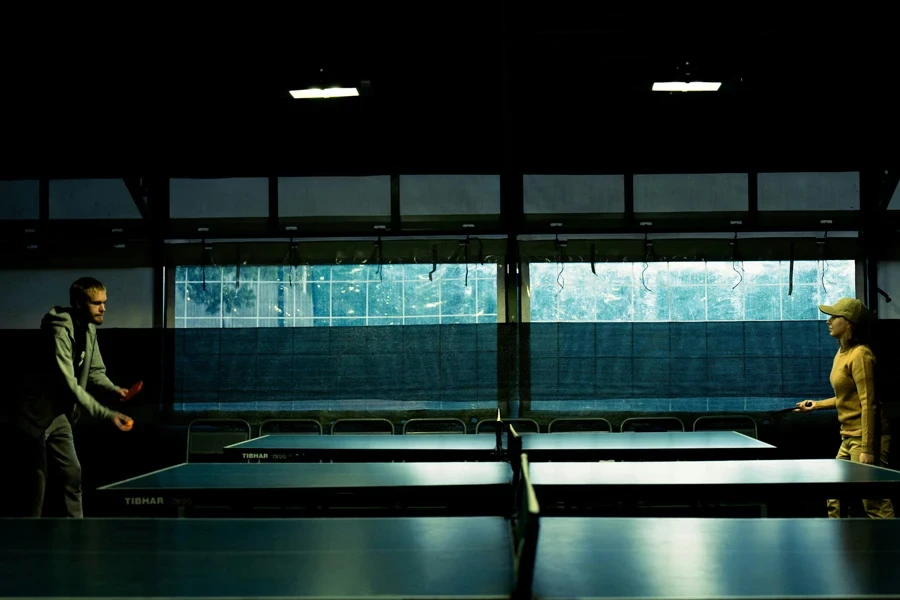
[201,240,212,291]
[375,236,384,282]
[731,232,743,290]
[464,235,470,287]
[428,245,438,282]
[555,234,567,292]
[236,247,241,289]
[284,238,299,287]
[590,243,597,276]
[290,239,299,287]
[788,241,795,296]
[641,234,653,292]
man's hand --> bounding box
[114,388,128,401]
[794,400,816,412]
[859,452,875,465]
[112,413,134,431]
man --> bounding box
[13,277,133,518]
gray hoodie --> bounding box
[15,306,120,438]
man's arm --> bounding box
[88,336,119,394]
[51,330,117,420]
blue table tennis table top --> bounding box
[521,430,776,460]
[225,432,504,461]
[100,461,514,491]
[97,462,515,516]
[231,434,503,451]
[223,430,776,463]
[529,458,900,515]
[4,516,900,599]
[534,517,900,599]
[522,430,774,451]
[530,458,900,488]
[0,517,515,599]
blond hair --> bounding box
[69,277,106,308]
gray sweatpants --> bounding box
[14,414,83,518]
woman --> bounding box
[795,297,893,518]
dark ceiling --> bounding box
[2,9,895,177]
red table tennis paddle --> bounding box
[122,381,143,402]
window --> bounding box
[528,260,855,322]
[527,260,855,412]
[174,264,499,327]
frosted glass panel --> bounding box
[524,174,624,214]
[173,264,498,327]
[528,261,854,323]
[170,178,268,219]
[50,179,141,219]
[758,172,860,211]
[0,268,154,328]
[634,173,748,213]
[401,175,500,216]
[0,179,39,220]
[279,176,390,217]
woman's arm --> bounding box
[851,347,877,456]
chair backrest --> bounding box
[260,419,323,436]
[548,418,612,434]
[513,453,540,600]
[620,417,685,433]
[331,418,394,435]
[476,418,540,435]
[186,419,252,462]
[402,418,467,435]
[693,415,758,439]
[492,408,502,449]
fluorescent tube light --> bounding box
[652,81,721,92]
[289,87,359,99]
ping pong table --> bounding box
[98,461,513,517]
[0,517,515,599]
[225,433,505,462]
[6,516,900,600]
[533,516,900,599]
[530,458,900,515]
[521,430,776,461]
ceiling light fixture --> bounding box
[652,81,721,92]
[289,87,359,99]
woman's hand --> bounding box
[794,400,816,412]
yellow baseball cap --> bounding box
[818,297,868,323]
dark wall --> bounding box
[2,328,164,419]
[875,321,900,408]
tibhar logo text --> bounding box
[125,497,165,505]
[243,453,269,460]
